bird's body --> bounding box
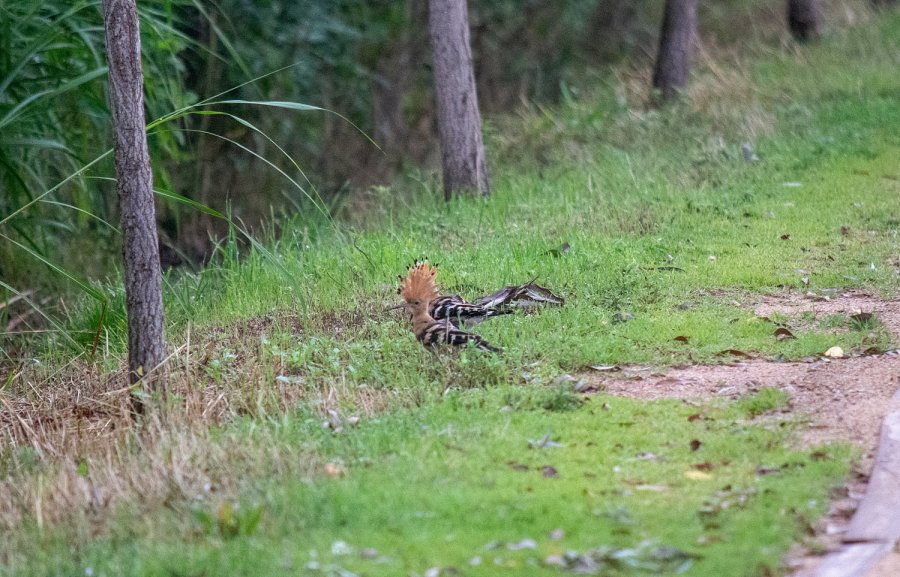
[429,294,512,326]
[412,312,502,352]
[397,261,502,353]
[393,260,564,353]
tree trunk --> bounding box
[428,0,490,200]
[652,0,699,102]
[103,0,166,411]
[787,0,823,42]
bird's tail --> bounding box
[475,339,502,353]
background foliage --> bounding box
[0,0,887,351]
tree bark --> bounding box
[652,0,699,102]
[103,0,166,411]
[428,0,490,200]
[787,0,823,42]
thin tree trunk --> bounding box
[788,0,823,42]
[652,0,699,102]
[428,0,490,200]
[103,0,166,411]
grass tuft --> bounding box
[1,5,899,576]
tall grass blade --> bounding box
[0,232,105,303]
[0,280,79,348]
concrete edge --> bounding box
[810,399,900,577]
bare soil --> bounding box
[583,289,900,576]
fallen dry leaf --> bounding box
[716,349,753,359]
[589,365,620,372]
[674,335,690,344]
[781,234,792,241]
[690,439,702,451]
[635,484,669,492]
[543,465,559,478]
[810,450,829,461]
[684,470,713,481]
[774,327,796,341]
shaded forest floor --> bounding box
[2,7,899,577]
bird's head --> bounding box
[389,260,439,318]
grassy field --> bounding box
[3,6,899,577]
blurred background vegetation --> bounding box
[0,0,665,280]
[0,0,882,349]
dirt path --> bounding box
[583,290,900,577]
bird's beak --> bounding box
[385,303,406,312]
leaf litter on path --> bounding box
[544,540,696,575]
[583,290,900,575]
[586,291,900,454]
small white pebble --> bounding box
[544,555,566,568]
[508,538,537,551]
[331,540,352,556]
[359,548,378,560]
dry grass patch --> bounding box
[0,314,398,533]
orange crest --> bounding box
[398,260,440,304]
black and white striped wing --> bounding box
[429,295,466,319]
[430,295,511,326]
[474,281,564,310]
[418,320,501,353]
[473,286,516,309]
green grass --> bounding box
[4,8,900,577]
[12,390,849,577]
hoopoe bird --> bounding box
[394,261,501,353]
[395,259,511,326]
